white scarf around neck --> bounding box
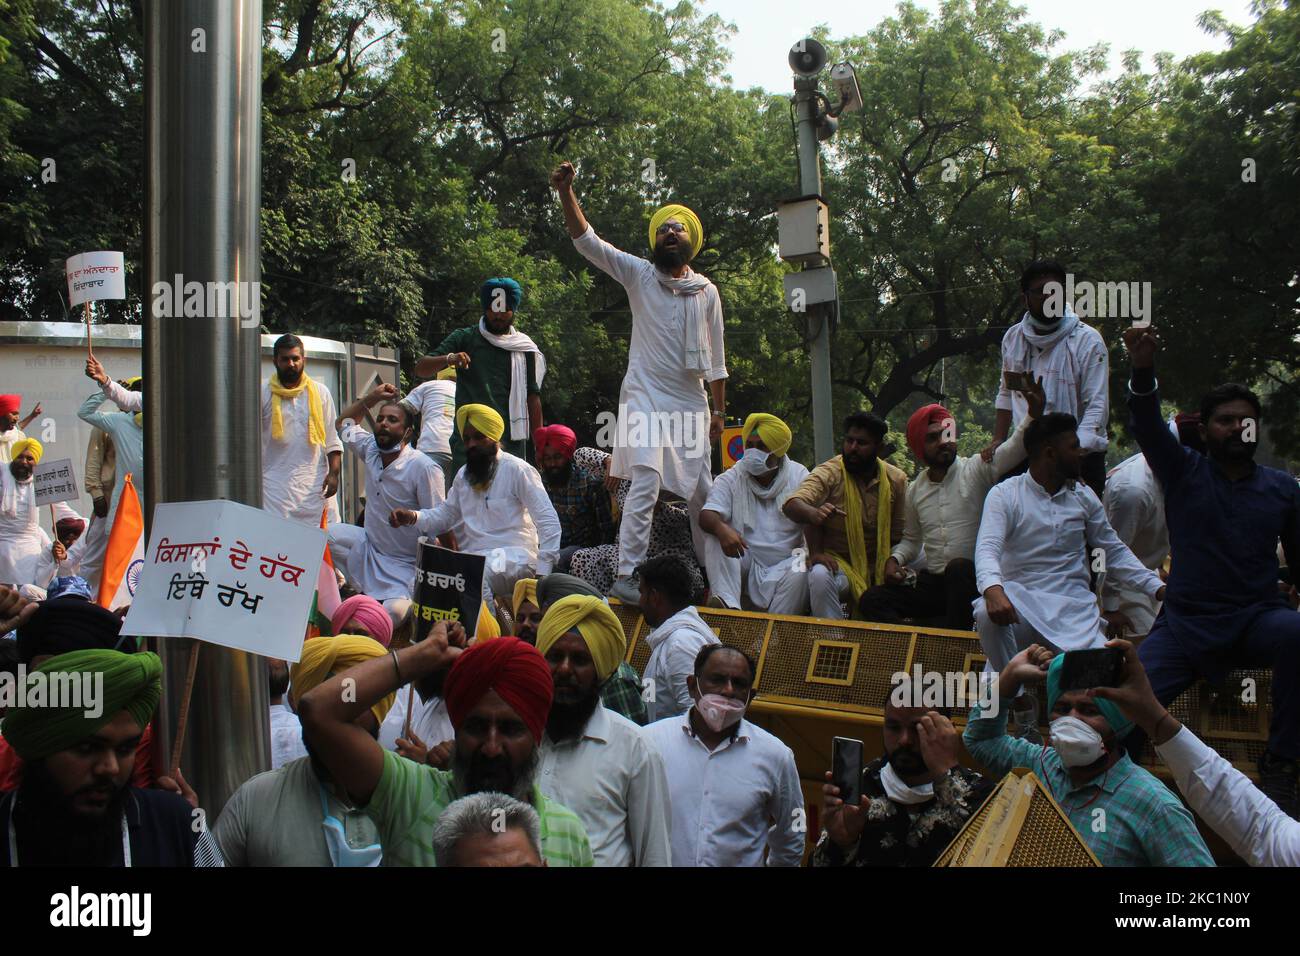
[477,318,547,441]
[654,268,713,374]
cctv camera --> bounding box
[829,63,862,115]
[789,38,827,77]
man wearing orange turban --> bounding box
[298,625,594,866]
[551,160,726,606]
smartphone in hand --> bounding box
[1058,648,1124,692]
[832,737,864,808]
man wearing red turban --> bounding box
[298,625,594,866]
[535,424,615,572]
[858,383,1043,637]
[0,394,42,466]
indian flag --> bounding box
[309,506,341,636]
[98,473,145,610]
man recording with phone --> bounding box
[813,686,993,867]
[963,644,1213,866]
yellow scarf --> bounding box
[268,373,325,446]
[827,456,892,613]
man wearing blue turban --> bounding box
[414,277,546,474]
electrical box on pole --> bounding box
[777,195,831,266]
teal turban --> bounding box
[2,649,163,760]
[480,277,522,313]
[1046,654,1133,738]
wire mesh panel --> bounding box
[758,620,913,711]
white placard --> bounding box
[66,251,126,307]
[32,457,80,506]
[122,500,326,662]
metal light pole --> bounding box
[144,0,267,816]
[792,77,835,463]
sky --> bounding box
[698,0,1259,92]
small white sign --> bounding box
[32,457,79,506]
[66,251,126,307]
[122,500,326,662]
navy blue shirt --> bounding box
[1129,367,1300,674]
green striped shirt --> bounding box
[964,703,1214,867]
[367,750,594,867]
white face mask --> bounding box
[735,446,778,480]
[880,760,935,805]
[1050,716,1106,767]
[696,693,747,733]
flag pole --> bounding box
[84,300,93,354]
[169,641,202,771]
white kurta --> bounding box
[702,459,809,608]
[1102,453,1168,634]
[414,451,562,575]
[643,606,719,722]
[974,473,1162,651]
[892,419,1029,572]
[996,314,1109,454]
[0,476,47,586]
[260,381,344,525]
[329,424,444,602]
[572,226,727,498]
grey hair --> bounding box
[430,791,542,865]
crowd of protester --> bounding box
[0,161,1296,868]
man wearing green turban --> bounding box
[533,595,672,866]
[0,649,222,866]
[962,643,1214,867]
[551,161,727,606]
[414,276,546,473]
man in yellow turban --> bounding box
[511,577,542,644]
[212,635,396,867]
[390,403,562,604]
[1,436,79,587]
[261,333,344,526]
[1,649,223,866]
[533,594,672,866]
[551,160,727,606]
[700,412,812,614]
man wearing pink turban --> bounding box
[535,425,615,572]
[331,594,394,647]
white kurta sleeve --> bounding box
[1075,334,1110,454]
[1082,487,1162,598]
[766,745,807,867]
[416,456,444,510]
[519,464,561,574]
[414,484,461,538]
[974,485,1012,595]
[321,389,343,455]
[339,421,373,456]
[102,378,143,413]
[702,473,735,524]
[572,225,647,289]
[994,331,1016,413]
[890,483,922,566]
[705,287,727,382]
[1157,726,1300,867]
[990,414,1030,478]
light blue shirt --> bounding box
[78,388,144,523]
